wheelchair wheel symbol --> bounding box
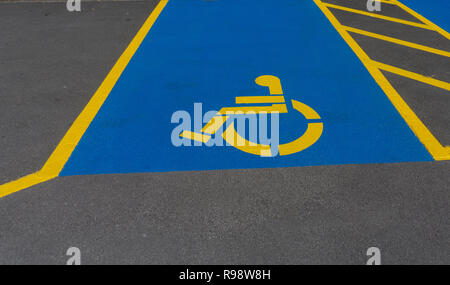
[180,75,323,157]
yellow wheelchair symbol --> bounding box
[180,75,323,157]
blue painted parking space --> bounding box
[60,0,432,176]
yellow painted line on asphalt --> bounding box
[0,172,57,199]
[323,3,434,31]
[373,61,450,91]
[391,0,450,40]
[376,0,396,4]
[332,0,396,6]
[343,26,450,57]
[314,0,450,161]
[0,0,169,199]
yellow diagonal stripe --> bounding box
[324,3,434,30]
[372,61,450,91]
[392,0,450,40]
[344,26,450,57]
[314,0,450,161]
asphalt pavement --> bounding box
[0,0,448,264]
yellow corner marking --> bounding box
[236,96,285,104]
[343,26,450,58]
[0,172,57,199]
[372,61,450,91]
[314,0,450,161]
[323,3,434,31]
[255,75,284,94]
[391,0,450,40]
[41,0,169,175]
[0,0,169,199]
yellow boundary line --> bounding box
[330,0,396,6]
[323,2,434,30]
[314,0,450,161]
[343,26,450,58]
[1,0,449,199]
[0,0,169,199]
[392,0,450,40]
[373,61,450,91]
[375,0,396,4]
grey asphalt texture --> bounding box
[0,0,449,264]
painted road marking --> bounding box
[181,75,323,158]
[59,0,432,177]
[372,61,450,91]
[235,96,285,104]
[0,0,169,198]
[0,0,448,199]
[343,26,450,58]
[323,2,434,30]
[315,0,450,160]
[397,0,450,39]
